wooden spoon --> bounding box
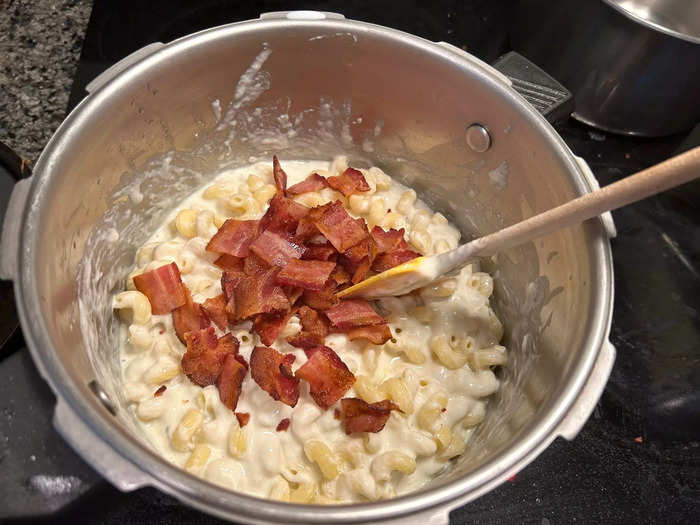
[338,146,700,300]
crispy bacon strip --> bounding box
[331,265,350,286]
[243,253,269,276]
[250,346,300,407]
[302,242,337,262]
[214,254,244,272]
[133,262,187,315]
[272,155,287,196]
[181,328,239,387]
[232,269,290,321]
[201,294,228,330]
[260,194,309,234]
[370,226,409,253]
[276,259,336,290]
[347,324,392,345]
[295,346,355,410]
[372,249,421,272]
[341,235,378,284]
[308,201,368,252]
[205,219,259,257]
[301,279,339,310]
[284,286,304,306]
[249,230,305,267]
[172,288,211,343]
[276,418,291,432]
[217,353,248,411]
[287,173,329,195]
[340,398,398,434]
[253,309,296,346]
[325,299,385,330]
[327,167,371,196]
[235,412,250,427]
[287,306,330,348]
[287,332,324,349]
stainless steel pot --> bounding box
[0,12,616,523]
[512,0,700,137]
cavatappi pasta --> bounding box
[115,157,506,503]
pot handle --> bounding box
[53,397,152,491]
[85,42,165,94]
[0,175,33,280]
[556,340,616,440]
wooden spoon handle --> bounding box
[468,146,700,258]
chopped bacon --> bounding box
[154,385,166,397]
[133,262,187,315]
[260,194,309,234]
[308,201,369,252]
[253,309,296,346]
[287,173,329,195]
[249,230,305,267]
[341,235,378,284]
[243,253,269,276]
[205,219,259,257]
[327,167,370,196]
[250,346,300,407]
[235,412,250,427]
[181,328,239,387]
[172,288,211,343]
[217,353,248,411]
[331,265,351,286]
[214,254,244,272]
[287,332,324,349]
[276,418,291,432]
[272,155,287,196]
[284,286,304,306]
[232,269,290,320]
[296,346,355,410]
[372,249,421,272]
[340,398,398,434]
[301,280,339,310]
[220,272,243,323]
[302,242,337,262]
[347,324,392,344]
[370,226,409,254]
[295,215,320,242]
[276,259,336,290]
[201,294,228,330]
[325,300,385,330]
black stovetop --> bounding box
[2,1,699,523]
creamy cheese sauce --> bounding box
[114,157,506,503]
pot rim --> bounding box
[16,16,614,523]
[602,0,700,45]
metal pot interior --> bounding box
[21,18,611,518]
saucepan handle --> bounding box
[0,175,32,281]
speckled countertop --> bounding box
[0,0,92,163]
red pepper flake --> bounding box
[154,385,166,397]
[334,409,341,420]
[276,418,291,432]
[235,412,250,427]
[159,330,165,335]
[634,436,643,443]
[507,474,516,483]
[441,407,447,412]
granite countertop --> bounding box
[0,0,92,163]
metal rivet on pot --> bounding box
[466,124,491,152]
[88,379,117,416]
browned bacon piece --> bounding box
[308,201,368,253]
[172,288,211,343]
[287,173,329,195]
[133,262,187,315]
[243,253,269,276]
[260,194,309,234]
[286,332,324,349]
[230,269,290,321]
[201,294,228,330]
[272,155,287,196]
[235,412,250,427]
[372,249,421,273]
[205,219,259,257]
[214,254,244,272]
[341,235,378,284]
[276,418,291,432]
[370,226,409,253]
[287,306,330,349]
[331,265,351,286]
[347,324,392,345]
[253,309,296,346]
[181,328,239,387]
[327,167,371,197]
[301,242,337,262]
[325,299,385,330]
[340,398,398,434]
[217,353,248,411]
[249,229,305,267]
[276,259,336,290]
[295,346,355,410]
[301,279,339,310]
[250,346,300,407]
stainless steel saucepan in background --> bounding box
[0,12,616,523]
